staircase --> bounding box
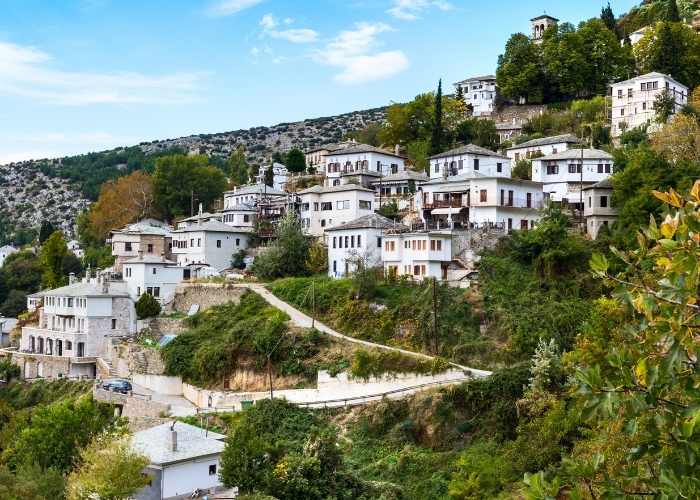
[97,357,118,378]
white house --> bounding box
[66,240,84,259]
[610,72,689,138]
[584,178,618,239]
[0,245,18,268]
[16,275,136,379]
[531,14,558,43]
[326,213,398,278]
[506,134,581,164]
[627,26,650,46]
[123,254,185,305]
[381,229,455,281]
[255,162,289,191]
[324,144,406,188]
[132,422,227,500]
[220,201,257,230]
[370,169,428,211]
[305,141,355,171]
[453,75,497,116]
[171,217,252,272]
[532,148,615,208]
[428,144,511,180]
[223,184,288,208]
[298,184,375,239]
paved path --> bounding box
[132,383,197,417]
[235,283,492,379]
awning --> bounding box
[430,207,466,215]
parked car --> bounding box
[101,378,132,394]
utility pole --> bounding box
[311,279,316,329]
[267,354,273,400]
[432,277,439,354]
[190,190,194,217]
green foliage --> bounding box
[227,146,250,186]
[521,96,610,146]
[0,464,65,500]
[497,33,545,104]
[430,79,444,156]
[251,212,310,281]
[135,293,161,319]
[653,88,677,124]
[448,440,516,499]
[350,349,450,380]
[635,21,700,89]
[377,199,400,220]
[152,154,227,220]
[263,165,274,187]
[0,290,27,318]
[38,221,55,244]
[600,2,617,33]
[346,122,383,146]
[0,360,20,384]
[285,148,306,173]
[39,231,69,289]
[511,159,532,180]
[231,249,247,269]
[454,118,499,151]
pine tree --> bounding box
[650,22,683,80]
[600,2,616,33]
[430,79,444,156]
[455,84,465,104]
[665,0,681,22]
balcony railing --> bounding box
[422,200,466,209]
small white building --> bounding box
[132,422,227,500]
[0,317,18,348]
[298,184,375,239]
[123,255,185,305]
[223,184,288,208]
[610,72,688,138]
[0,245,18,268]
[17,276,136,379]
[584,178,617,239]
[172,216,252,273]
[220,201,257,229]
[382,229,455,281]
[369,169,428,211]
[506,134,581,164]
[531,14,558,43]
[627,26,650,46]
[326,213,398,278]
[324,144,406,188]
[255,162,289,191]
[531,148,615,208]
[428,144,511,180]
[453,75,497,116]
[66,240,84,259]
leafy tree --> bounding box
[61,253,82,278]
[0,464,65,500]
[496,33,545,104]
[66,432,150,500]
[0,290,28,317]
[227,146,250,186]
[285,148,306,173]
[512,159,532,180]
[653,88,677,124]
[0,251,42,293]
[377,199,400,220]
[406,139,431,174]
[38,221,55,244]
[455,84,465,107]
[304,241,327,275]
[7,396,112,473]
[135,293,161,319]
[231,249,247,269]
[272,151,285,164]
[152,154,227,220]
[573,183,700,497]
[430,79,444,155]
[251,212,310,281]
[636,22,700,89]
[0,359,20,383]
[345,123,383,146]
[39,231,69,289]
[650,112,700,164]
[86,171,157,243]
[455,118,499,150]
[600,2,616,33]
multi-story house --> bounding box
[254,162,289,191]
[326,214,398,278]
[223,184,288,208]
[324,144,406,188]
[220,201,257,229]
[171,213,252,273]
[428,144,511,180]
[531,14,558,43]
[453,75,497,116]
[584,178,617,239]
[305,141,355,171]
[0,245,18,268]
[611,72,688,138]
[109,219,173,273]
[298,184,375,239]
[15,275,136,379]
[369,170,428,211]
[531,148,615,208]
[123,254,185,305]
[381,228,455,281]
[506,134,581,164]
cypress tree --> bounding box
[651,23,682,80]
[430,79,444,156]
[455,84,465,105]
[600,2,616,32]
[665,0,680,22]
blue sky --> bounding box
[0,0,639,163]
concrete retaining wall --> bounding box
[133,373,183,396]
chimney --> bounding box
[138,250,144,259]
[69,272,76,285]
[198,203,203,216]
[170,429,178,452]
[394,144,400,156]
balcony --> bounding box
[422,200,465,210]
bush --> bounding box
[135,293,161,319]
[0,359,20,383]
[350,349,450,380]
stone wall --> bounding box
[112,343,166,377]
[452,228,506,267]
[170,283,246,313]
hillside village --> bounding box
[1,1,700,499]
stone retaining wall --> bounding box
[171,283,246,313]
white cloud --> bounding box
[207,0,263,17]
[0,41,204,106]
[313,22,409,84]
[259,14,319,43]
[387,0,452,21]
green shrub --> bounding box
[0,359,20,383]
[135,293,161,319]
[448,440,515,499]
[350,349,450,380]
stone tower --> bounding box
[531,14,558,43]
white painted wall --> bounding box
[429,153,510,179]
[124,263,184,304]
[381,231,453,280]
[532,157,613,202]
[133,373,183,396]
[172,230,250,271]
[162,457,223,498]
[299,189,375,238]
[506,141,575,164]
[327,227,384,278]
[454,78,497,116]
[325,151,406,185]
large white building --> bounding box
[584,178,618,239]
[453,75,497,116]
[0,245,18,268]
[428,144,511,180]
[506,134,581,164]
[324,144,407,188]
[171,212,252,272]
[531,148,615,208]
[123,254,185,305]
[381,229,455,281]
[326,213,397,278]
[17,276,136,379]
[132,422,227,500]
[298,184,375,238]
[254,162,289,191]
[610,72,689,138]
